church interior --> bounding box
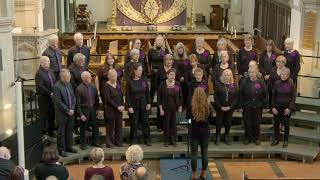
[0,0,320,179]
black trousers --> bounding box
[150,69,158,103]
[38,95,55,136]
[181,81,189,109]
[190,137,209,171]
[79,106,99,145]
[129,103,150,144]
[163,109,177,143]
[105,108,123,145]
[273,107,291,141]
[57,113,74,152]
[243,107,262,141]
[216,109,233,129]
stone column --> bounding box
[0,0,16,140]
[242,0,255,34]
[290,0,303,50]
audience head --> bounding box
[125,145,144,163]
[39,56,50,70]
[217,37,227,51]
[48,34,59,49]
[166,68,176,82]
[8,166,24,180]
[130,63,143,79]
[194,68,204,82]
[174,42,188,60]
[45,176,58,180]
[42,146,59,163]
[73,53,85,67]
[284,38,294,51]
[220,69,234,84]
[0,146,11,160]
[89,175,104,180]
[60,69,71,83]
[195,37,205,49]
[189,54,198,67]
[107,69,118,82]
[130,49,140,62]
[244,34,254,48]
[90,148,104,164]
[74,32,84,46]
[280,67,290,81]
[220,50,229,63]
[105,53,115,66]
[191,87,209,122]
[163,54,173,67]
[133,39,142,49]
[154,35,165,49]
[276,55,287,68]
[81,71,92,84]
[265,39,275,52]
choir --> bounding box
[37,33,299,157]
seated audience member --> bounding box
[120,145,144,180]
[34,146,69,180]
[84,148,115,180]
[0,146,15,180]
[89,175,105,180]
[8,166,24,180]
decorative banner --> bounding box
[116,0,187,25]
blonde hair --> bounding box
[244,34,254,43]
[90,148,104,164]
[280,67,291,76]
[284,38,294,45]
[189,54,198,63]
[153,35,166,50]
[163,54,173,64]
[276,55,287,64]
[194,67,204,76]
[125,145,144,163]
[48,34,58,46]
[74,32,83,40]
[220,69,234,84]
[191,87,210,122]
[174,42,188,60]
[40,56,50,65]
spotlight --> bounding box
[6,129,13,135]
[4,104,12,110]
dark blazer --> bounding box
[259,51,277,76]
[42,47,62,73]
[284,50,301,80]
[214,81,238,110]
[239,77,268,109]
[68,63,84,90]
[272,79,296,111]
[76,83,99,116]
[53,81,76,114]
[191,49,212,74]
[236,47,258,75]
[35,67,57,97]
[34,162,69,180]
[67,45,90,69]
[157,81,183,111]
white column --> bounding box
[65,0,70,22]
[290,0,303,50]
[60,0,65,32]
[242,0,255,34]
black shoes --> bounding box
[271,140,279,146]
[283,141,288,148]
[66,147,78,153]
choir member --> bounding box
[271,67,296,148]
[185,54,207,83]
[173,42,191,109]
[239,67,268,145]
[212,37,234,67]
[125,39,148,72]
[35,56,57,137]
[239,60,261,85]
[53,69,77,157]
[76,71,100,150]
[191,37,212,77]
[67,32,90,70]
[214,69,238,145]
[259,39,277,81]
[212,50,235,86]
[42,34,62,79]
[269,55,287,90]
[104,69,125,148]
[236,34,258,75]
[126,63,151,146]
[158,69,183,146]
[187,88,211,180]
[124,49,147,80]
[148,35,169,102]
[284,38,301,86]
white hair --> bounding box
[196,37,205,43]
[74,32,83,40]
[0,146,11,160]
[220,50,229,59]
[40,56,50,65]
[284,38,294,45]
[73,53,86,63]
[130,48,140,57]
[125,145,144,163]
[217,37,227,47]
[280,67,291,76]
[81,71,91,80]
[48,34,58,47]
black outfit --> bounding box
[174,58,191,109]
[211,62,235,87]
[272,79,296,142]
[103,83,124,146]
[191,49,212,77]
[239,77,268,143]
[186,110,210,172]
[214,82,238,143]
[126,78,151,144]
[67,45,90,70]
[35,67,57,136]
[125,49,149,74]
[187,79,208,109]
[0,158,15,180]
[259,51,277,77]
[158,81,183,144]
[76,83,100,147]
[42,46,62,79]
[53,81,76,152]
[34,162,69,180]
[284,50,301,84]
[236,47,258,75]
